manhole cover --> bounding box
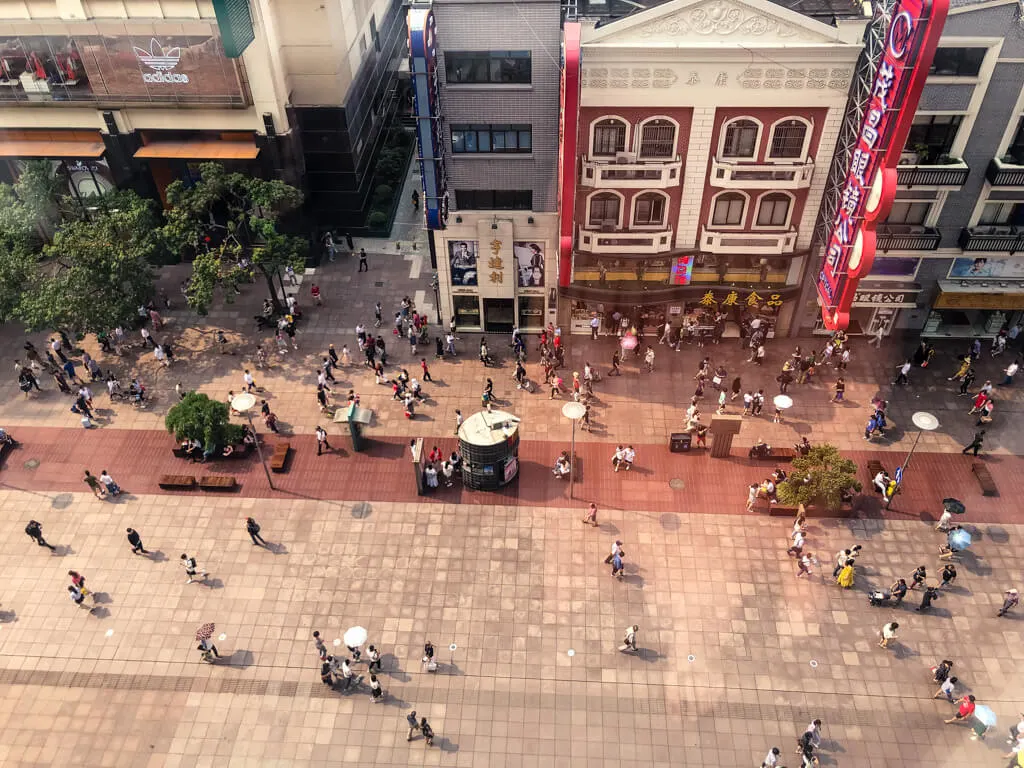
[374,281,385,287]
[352,502,372,519]
[669,478,685,490]
[51,493,73,510]
[23,459,40,470]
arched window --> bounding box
[722,119,759,158]
[712,192,747,226]
[588,192,622,227]
[756,192,792,227]
[638,119,676,159]
[769,119,808,159]
[633,192,667,226]
[592,118,627,156]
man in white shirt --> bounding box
[604,540,623,564]
[935,509,953,531]
[1004,360,1020,385]
[933,675,957,702]
[589,315,600,340]
[761,746,781,768]
[621,446,636,471]
[612,445,625,471]
[879,621,898,648]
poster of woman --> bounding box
[949,256,1024,279]
[448,241,478,286]
[514,242,545,287]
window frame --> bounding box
[754,192,793,229]
[719,117,762,160]
[631,190,669,228]
[591,116,629,157]
[767,118,810,160]
[906,114,963,163]
[928,47,986,77]
[636,116,678,160]
[1007,117,1024,165]
[709,191,748,228]
[587,191,625,229]
[979,201,1024,226]
[885,201,932,226]
[445,50,532,85]
[451,124,533,154]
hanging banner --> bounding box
[815,0,949,330]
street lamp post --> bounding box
[888,410,938,508]
[561,401,586,500]
[231,392,274,490]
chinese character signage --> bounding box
[408,9,447,230]
[815,0,948,330]
[670,256,694,286]
[853,291,910,305]
[448,241,478,286]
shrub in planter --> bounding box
[376,149,406,181]
[367,210,388,229]
[373,184,394,204]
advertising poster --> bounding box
[514,242,545,287]
[448,240,479,286]
[949,256,1024,279]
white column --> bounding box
[676,106,716,249]
[796,107,845,250]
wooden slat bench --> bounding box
[159,474,196,490]
[866,459,886,478]
[749,447,797,462]
[753,498,854,519]
[972,463,997,496]
[269,443,291,473]
[199,475,237,491]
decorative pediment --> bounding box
[583,0,847,47]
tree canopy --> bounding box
[165,392,245,450]
[162,162,307,314]
[777,443,862,511]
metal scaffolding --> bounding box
[813,0,895,246]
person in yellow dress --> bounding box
[836,559,856,589]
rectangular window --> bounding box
[929,47,985,77]
[885,201,931,225]
[633,196,665,225]
[979,202,1024,226]
[769,123,806,159]
[455,189,533,210]
[1008,117,1024,165]
[712,196,745,226]
[639,124,675,159]
[451,124,532,154]
[906,115,962,163]
[870,257,921,278]
[756,197,790,227]
[446,51,531,84]
[589,196,621,226]
[593,123,626,156]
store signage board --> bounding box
[409,8,447,230]
[815,0,948,330]
[212,0,255,59]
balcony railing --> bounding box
[577,227,674,254]
[876,225,941,251]
[580,155,682,189]
[986,157,1024,187]
[700,227,797,255]
[710,158,814,189]
[895,161,969,187]
[959,226,1024,253]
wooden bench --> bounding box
[269,443,291,473]
[867,459,886,478]
[753,499,855,519]
[199,475,237,491]
[159,474,196,490]
[972,463,997,496]
[749,447,797,462]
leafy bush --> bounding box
[777,444,862,511]
[375,149,406,181]
[165,392,245,451]
[373,184,394,206]
[367,210,388,229]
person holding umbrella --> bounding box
[196,623,219,662]
[343,626,367,663]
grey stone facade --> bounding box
[432,0,561,213]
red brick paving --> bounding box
[2,427,1020,524]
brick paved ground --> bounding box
[1,245,1023,767]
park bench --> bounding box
[270,442,291,473]
[159,474,196,490]
[199,475,237,491]
[972,463,997,496]
[753,498,854,519]
[173,443,253,460]
[866,459,886,478]
[748,446,796,462]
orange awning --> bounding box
[0,140,105,158]
[134,140,260,160]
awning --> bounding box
[0,139,105,158]
[134,140,259,160]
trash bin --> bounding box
[669,432,691,453]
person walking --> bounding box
[246,517,267,547]
[406,711,421,741]
[99,470,121,497]
[611,550,624,580]
[998,588,1020,617]
[761,747,782,768]
[945,695,977,725]
[940,563,958,589]
[962,430,985,456]
[25,519,56,550]
[315,425,331,456]
[180,553,208,584]
[83,470,105,499]
[796,552,815,578]
[609,349,622,376]
[878,621,898,648]
[454,409,463,436]
[622,624,638,651]
[358,248,368,272]
[1004,359,1020,385]
[126,527,148,555]
[420,358,433,382]
[831,377,845,403]
[916,585,940,612]
[894,359,911,386]
[419,717,434,747]
[959,367,976,395]
[910,565,927,590]
[581,502,598,527]
[644,345,655,372]
[367,645,382,672]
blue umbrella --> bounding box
[948,529,972,551]
[974,705,997,727]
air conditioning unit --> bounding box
[614,152,634,164]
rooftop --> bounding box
[569,0,867,24]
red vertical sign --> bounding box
[558,24,581,289]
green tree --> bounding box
[0,184,43,322]
[777,443,862,511]
[165,392,245,451]
[162,162,307,314]
[17,190,160,335]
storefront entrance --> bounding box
[484,299,515,333]
[517,296,544,330]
